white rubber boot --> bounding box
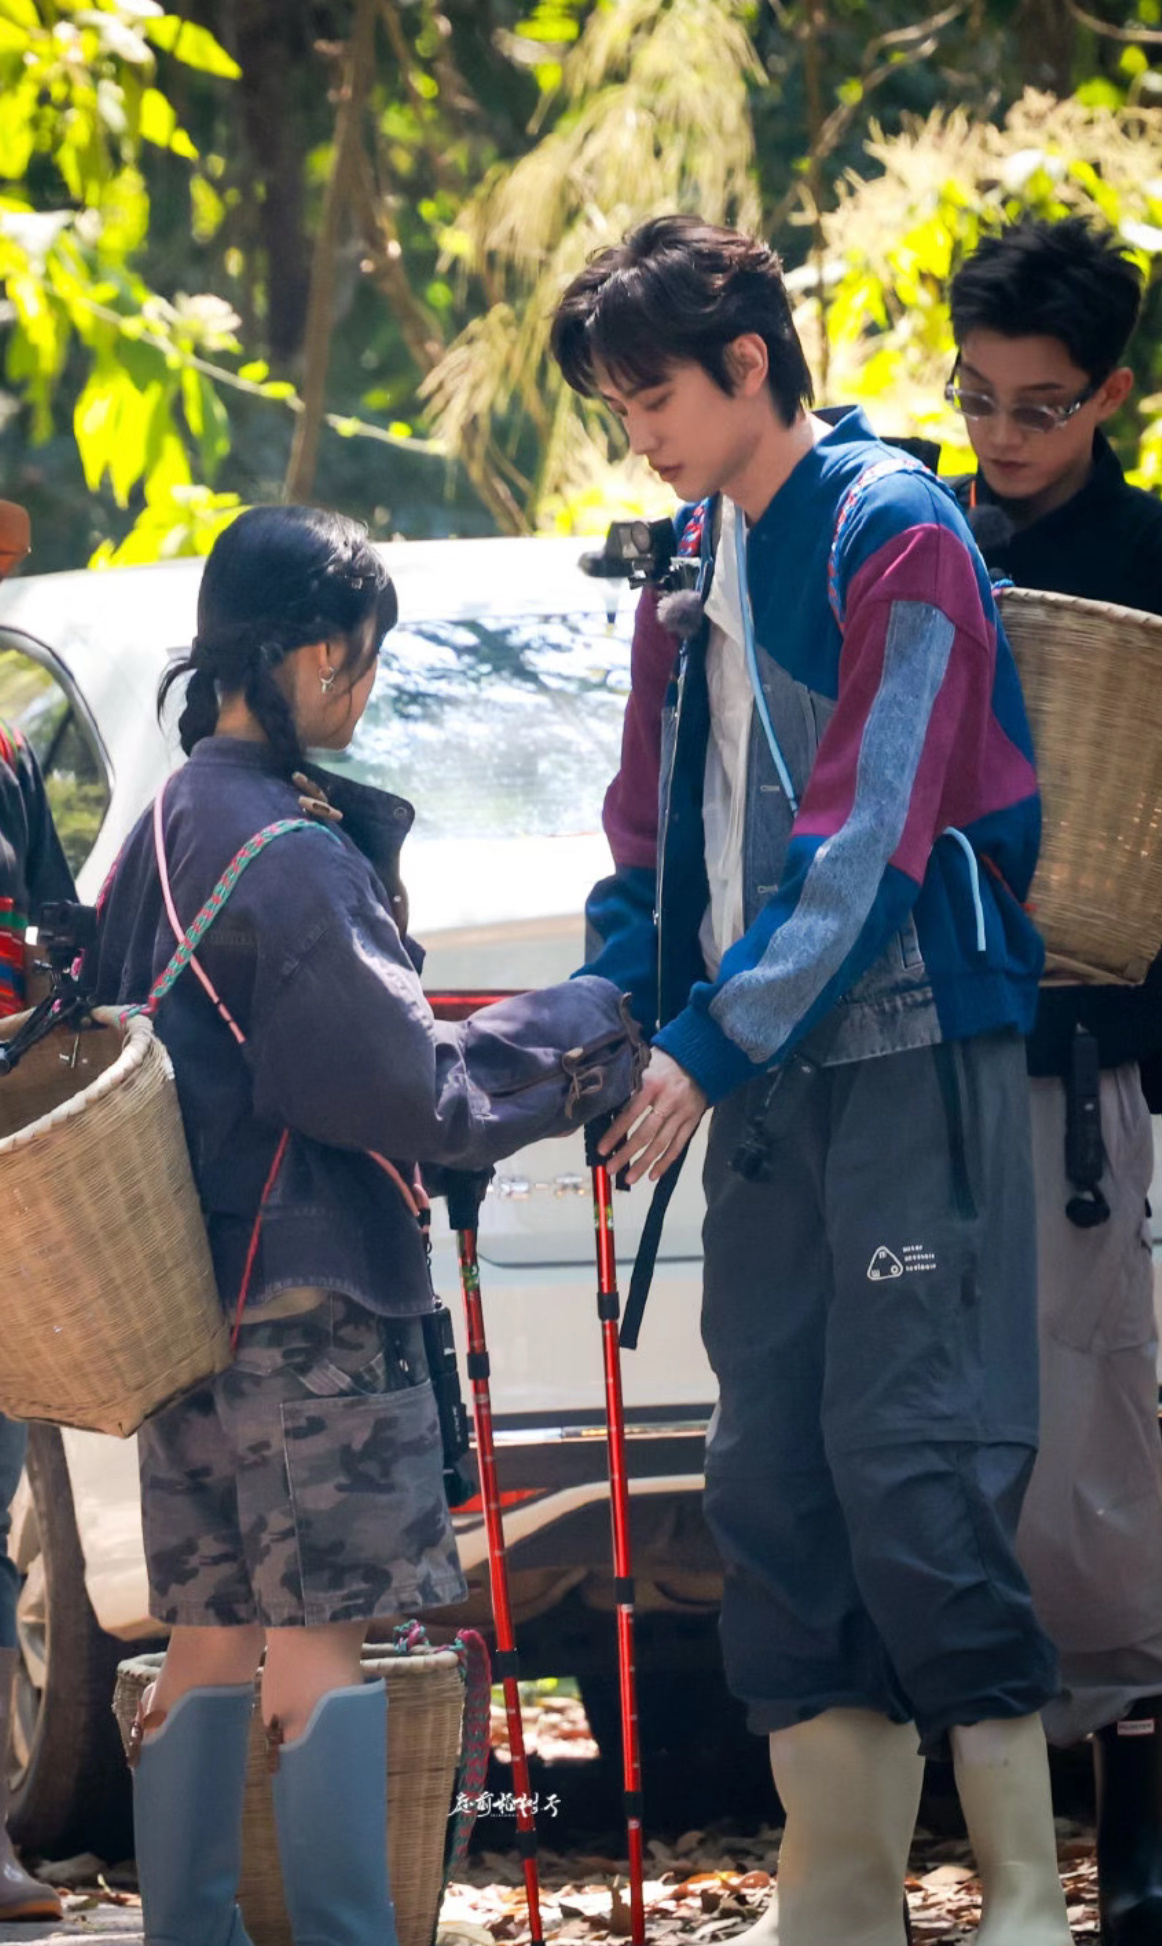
[728,1886,780,1946]
[767,1710,924,1946]
[951,1716,1072,1945]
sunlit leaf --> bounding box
[143,16,240,79]
[190,172,223,241]
[1074,77,1124,110]
[180,364,230,479]
[0,80,36,181]
[142,387,193,499]
[138,85,173,144]
[88,484,242,568]
[74,363,142,498]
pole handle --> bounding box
[444,1166,494,1233]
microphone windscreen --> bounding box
[966,502,1014,561]
[656,588,704,638]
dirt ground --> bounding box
[0,1692,1102,1944]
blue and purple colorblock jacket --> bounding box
[582,407,1045,1104]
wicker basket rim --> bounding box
[997,584,1162,635]
[115,1644,464,1675]
[0,1006,157,1159]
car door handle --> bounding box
[493,1173,588,1199]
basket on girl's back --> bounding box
[69,503,641,1946]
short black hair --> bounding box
[950,217,1143,381]
[550,214,814,427]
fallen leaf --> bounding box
[920,1863,975,1888]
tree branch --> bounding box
[768,1,966,235]
[71,290,443,454]
[1067,0,1162,42]
[284,0,378,502]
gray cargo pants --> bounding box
[701,1030,1059,1751]
[1018,1067,1162,1743]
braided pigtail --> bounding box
[244,649,305,777]
[159,641,221,756]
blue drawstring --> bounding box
[942,827,987,953]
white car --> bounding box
[0,536,744,1857]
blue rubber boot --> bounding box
[270,1679,399,1946]
[131,1683,255,1946]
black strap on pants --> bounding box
[1065,1025,1110,1228]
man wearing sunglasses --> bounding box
[947,217,1162,1946]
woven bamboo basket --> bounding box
[0,1005,229,1436]
[997,585,1162,985]
[113,1644,465,1946]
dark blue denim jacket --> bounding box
[91,739,638,1318]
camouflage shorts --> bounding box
[137,1294,467,1628]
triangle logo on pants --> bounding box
[867,1246,904,1282]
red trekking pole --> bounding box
[445,1166,545,1946]
[584,1117,647,1946]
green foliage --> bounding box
[142,14,240,78]
[0,0,246,559]
[424,0,764,531]
[5,0,1162,561]
[87,479,242,564]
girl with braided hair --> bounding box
[90,504,640,1946]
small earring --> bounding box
[319,665,336,693]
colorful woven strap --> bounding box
[141,816,338,1014]
[0,715,21,767]
[827,453,930,628]
[678,497,712,559]
[445,1626,493,1878]
[387,1620,493,1879]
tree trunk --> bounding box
[1015,0,1077,95]
[284,0,378,503]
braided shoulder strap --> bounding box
[826,453,930,629]
[141,786,340,1030]
[445,1626,494,1879]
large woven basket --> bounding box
[113,1644,466,1946]
[0,1006,229,1436]
[998,585,1162,984]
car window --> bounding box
[0,634,111,875]
[334,613,633,839]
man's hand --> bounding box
[598,1048,708,1186]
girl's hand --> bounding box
[598,1048,708,1186]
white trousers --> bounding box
[1020,1067,1162,1742]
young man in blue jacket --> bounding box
[0,500,72,1922]
[552,215,1069,1946]
[946,215,1162,1946]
